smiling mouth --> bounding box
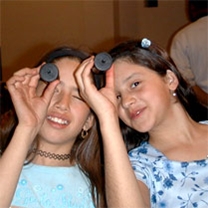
[47,116,69,125]
[130,110,142,119]
[136,111,141,115]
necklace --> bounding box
[32,148,71,161]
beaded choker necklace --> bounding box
[32,148,71,160]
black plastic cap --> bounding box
[40,63,59,82]
[94,52,112,72]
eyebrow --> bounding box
[122,72,140,84]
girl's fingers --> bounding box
[105,64,115,89]
[6,75,25,86]
[13,67,38,76]
[75,56,94,90]
[80,58,95,88]
[6,75,25,94]
[42,79,60,104]
[7,67,39,89]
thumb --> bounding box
[105,64,115,89]
[42,80,60,103]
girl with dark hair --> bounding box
[0,47,106,208]
[75,38,208,207]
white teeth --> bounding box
[136,111,140,115]
[47,116,68,125]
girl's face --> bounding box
[37,58,92,145]
[114,60,176,133]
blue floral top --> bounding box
[129,141,208,208]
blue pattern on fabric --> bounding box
[11,164,95,208]
[129,137,208,208]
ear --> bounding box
[165,70,179,91]
[82,113,94,131]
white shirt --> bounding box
[170,16,208,93]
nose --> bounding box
[121,93,135,109]
[55,93,70,111]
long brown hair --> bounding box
[0,82,17,155]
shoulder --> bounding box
[173,17,206,41]
[199,120,208,125]
[128,142,164,173]
[129,142,162,160]
[128,142,167,187]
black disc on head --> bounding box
[40,63,59,82]
[94,52,112,72]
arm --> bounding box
[0,125,38,206]
[0,67,59,207]
[75,57,148,207]
[99,113,149,207]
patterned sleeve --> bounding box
[128,146,151,188]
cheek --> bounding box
[73,103,90,119]
[143,83,165,99]
[118,107,128,123]
[147,85,171,111]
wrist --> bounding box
[14,124,39,143]
[99,113,120,134]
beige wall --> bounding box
[115,1,188,48]
[1,0,188,81]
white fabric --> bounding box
[170,16,208,93]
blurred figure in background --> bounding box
[0,81,17,156]
[170,0,208,107]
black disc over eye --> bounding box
[94,52,112,72]
[40,63,59,82]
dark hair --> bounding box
[188,0,208,21]
[29,46,106,207]
[109,38,207,151]
[0,82,17,155]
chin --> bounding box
[133,123,152,133]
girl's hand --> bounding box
[6,66,60,129]
[75,56,118,119]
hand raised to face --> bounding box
[75,56,118,118]
[6,66,60,129]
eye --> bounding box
[131,81,139,88]
[116,94,121,100]
[54,88,59,93]
[73,94,82,100]
[54,84,61,93]
[73,92,85,102]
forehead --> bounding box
[113,60,158,88]
[55,57,79,75]
[114,60,146,79]
[54,58,80,84]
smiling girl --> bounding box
[75,38,208,208]
[0,47,106,208]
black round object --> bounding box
[40,63,59,82]
[94,52,112,72]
